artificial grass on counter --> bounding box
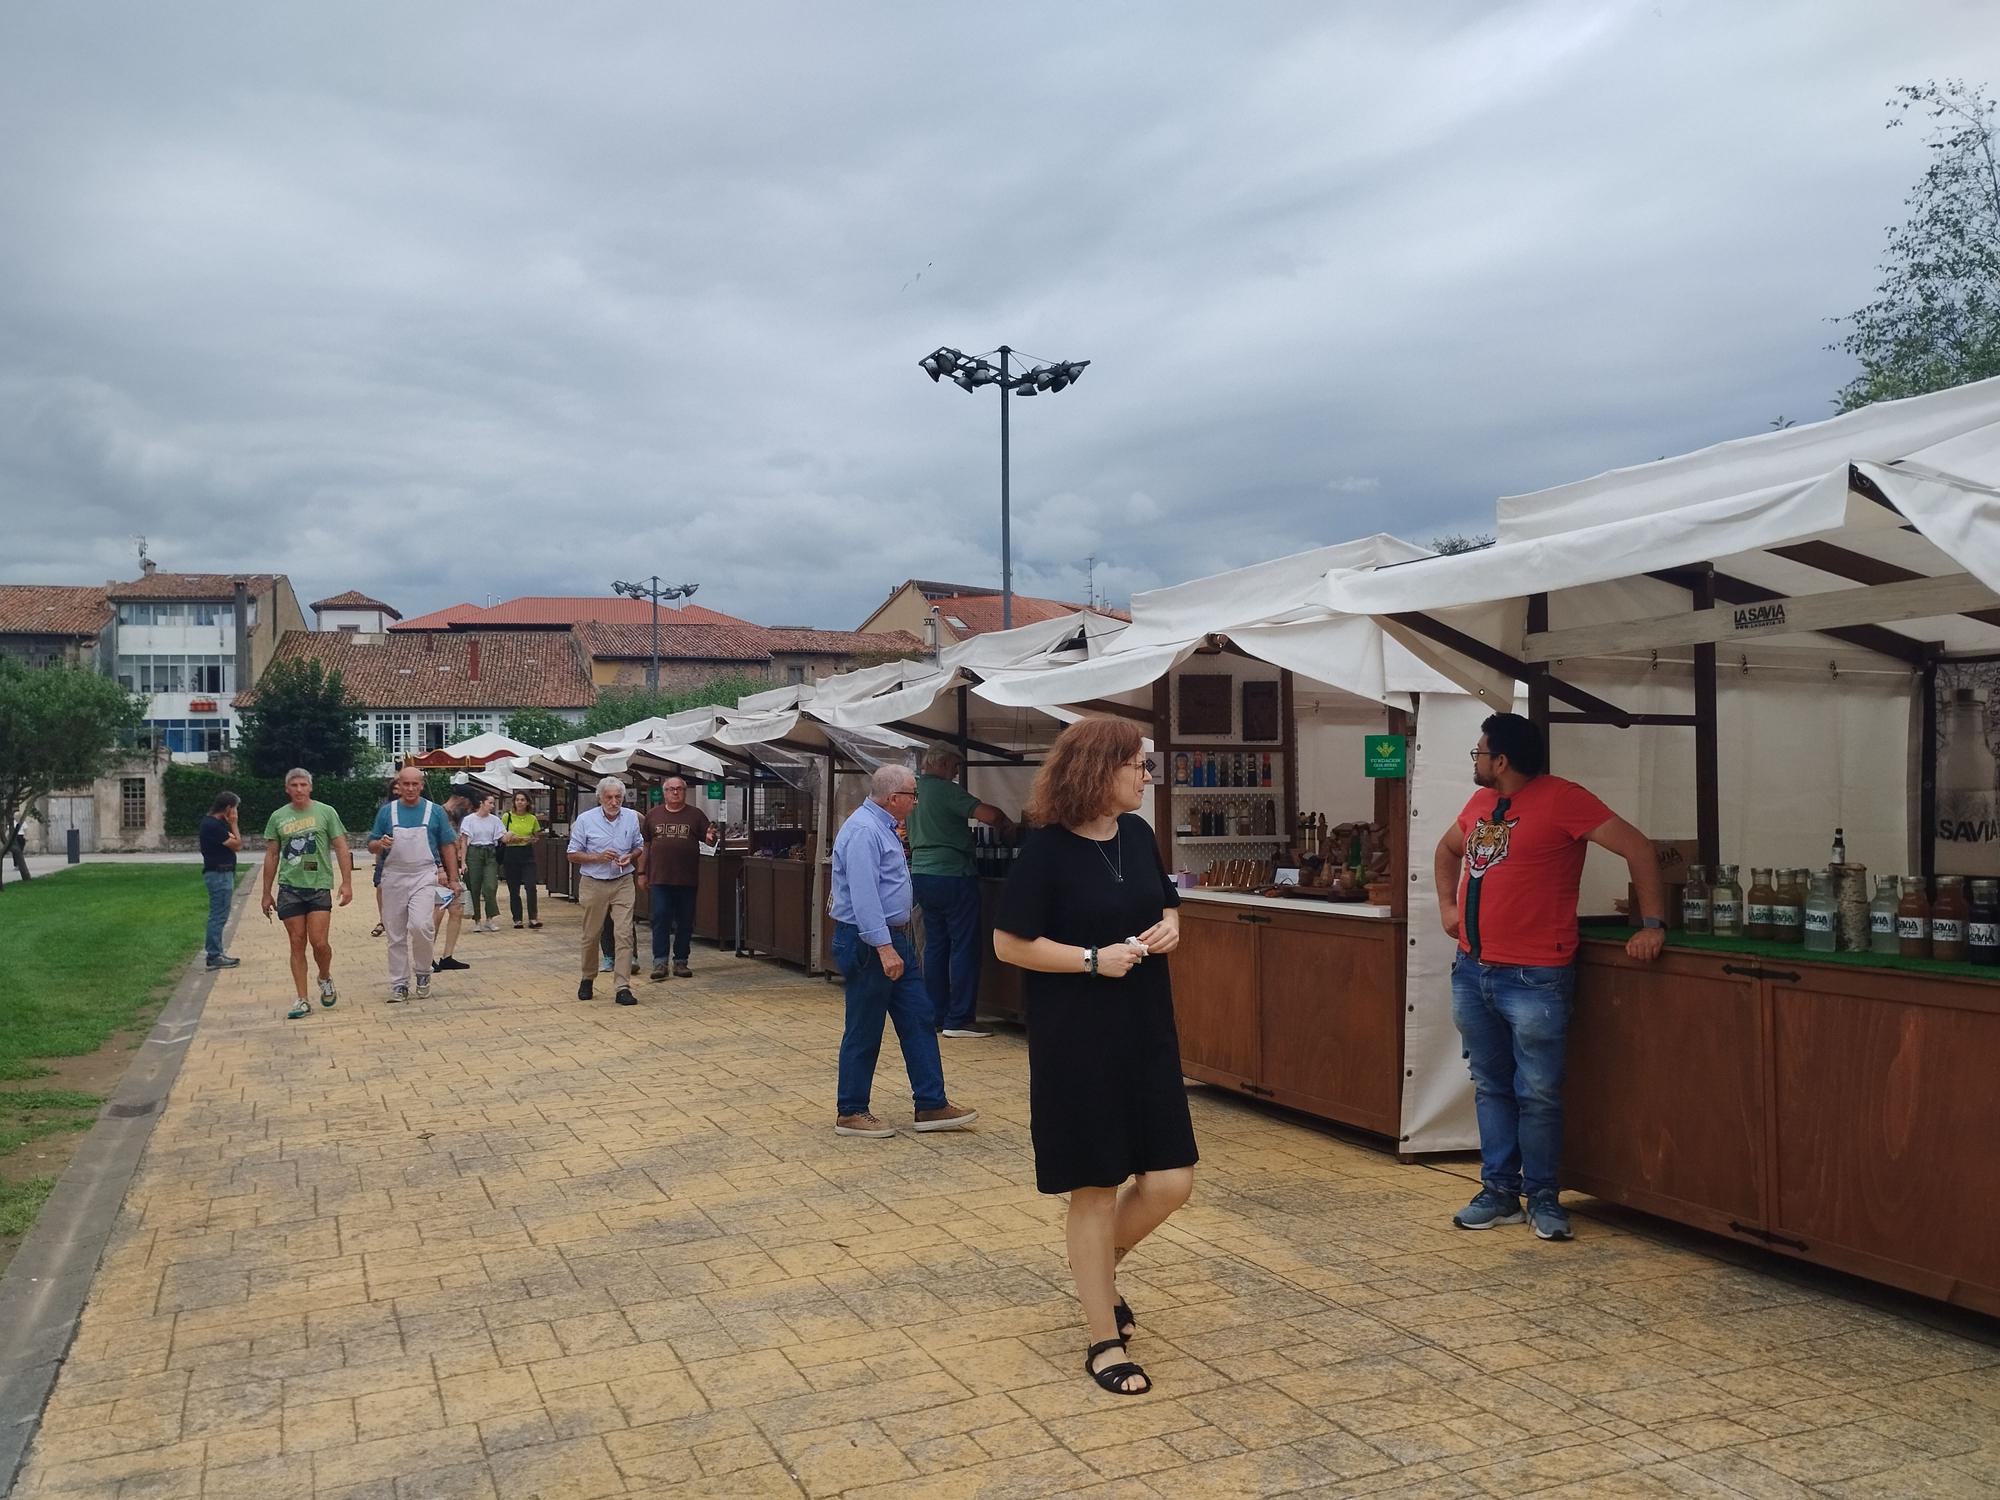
[1578,922,1999,981]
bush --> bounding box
[164,763,390,840]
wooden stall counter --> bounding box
[1169,889,1405,1138]
[741,855,813,967]
[694,848,745,950]
[1570,928,2000,1317]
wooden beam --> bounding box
[1524,574,1991,662]
[883,719,1024,762]
[1692,570,1721,869]
[1065,696,1156,724]
[1387,611,1637,726]
[1766,539,2000,629]
[1649,569,1933,667]
[1526,593,1551,765]
[1153,675,1175,874]
[1548,712,1701,727]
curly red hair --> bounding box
[1024,717,1144,828]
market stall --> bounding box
[969,537,1485,1149]
[1320,376,2000,1313]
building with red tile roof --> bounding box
[0,585,115,668]
[856,578,1124,647]
[393,595,752,632]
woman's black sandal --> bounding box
[1114,1299,1136,1339]
[1086,1337,1151,1396]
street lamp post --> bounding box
[611,576,700,693]
[919,344,1090,631]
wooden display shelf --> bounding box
[1571,936,2000,1317]
[1170,898,1404,1137]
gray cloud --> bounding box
[2,1,1995,620]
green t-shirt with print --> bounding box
[907,773,982,877]
[262,800,347,890]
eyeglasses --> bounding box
[1124,757,1156,776]
[889,786,919,800]
[1469,749,1493,761]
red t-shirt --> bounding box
[1454,775,1614,967]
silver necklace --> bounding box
[1086,826,1123,882]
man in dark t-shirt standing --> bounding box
[641,776,714,980]
[1433,713,1665,1241]
[198,791,242,969]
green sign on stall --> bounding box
[706,780,725,800]
[1365,734,1408,779]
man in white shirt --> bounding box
[567,776,644,1005]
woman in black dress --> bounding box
[993,717,1196,1397]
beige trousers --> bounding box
[578,874,635,984]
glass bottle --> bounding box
[1772,868,1805,945]
[1803,872,1837,951]
[1831,826,1847,865]
[1868,876,1901,956]
[1682,864,1711,935]
[1969,879,2000,967]
[1897,876,1931,959]
[1746,868,1775,941]
[1710,864,1744,937]
[1938,686,2000,876]
[1931,876,1970,963]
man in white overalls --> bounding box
[367,767,461,1002]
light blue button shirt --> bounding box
[567,805,643,879]
[829,799,910,947]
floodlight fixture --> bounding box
[610,575,701,692]
[915,341,1093,629]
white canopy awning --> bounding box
[439,731,540,763]
[1323,376,2000,694]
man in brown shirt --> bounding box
[641,776,714,979]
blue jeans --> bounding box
[912,873,983,1029]
[1450,952,1576,1198]
[832,923,946,1117]
[651,882,697,964]
[203,870,234,959]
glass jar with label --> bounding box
[1868,876,1900,955]
[1931,876,1970,963]
[1897,876,1931,959]
[1746,868,1775,940]
[1970,879,2000,966]
[1803,871,1837,952]
[1771,868,1805,944]
[1682,864,1711,935]
[1711,864,1744,937]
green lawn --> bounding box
[0,864,220,1080]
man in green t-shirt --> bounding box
[908,746,1014,1038]
[260,768,354,1021]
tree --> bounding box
[0,659,144,888]
[581,673,775,737]
[1429,532,1496,555]
[1834,80,2000,412]
[233,659,369,779]
[502,708,575,748]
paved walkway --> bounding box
[11,894,2000,1499]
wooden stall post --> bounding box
[1153,675,1174,875]
[1692,567,1721,868]
[1526,593,1551,764]
[809,750,834,975]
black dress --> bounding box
[996,814,1200,1195]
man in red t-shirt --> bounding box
[1433,713,1665,1241]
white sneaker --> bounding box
[941,1027,993,1039]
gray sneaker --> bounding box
[1453,1187,1526,1230]
[388,984,410,1004]
[415,974,431,999]
[1528,1190,1573,1241]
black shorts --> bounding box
[275,885,333,921]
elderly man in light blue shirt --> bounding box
[567,775,645,1005]
[828,763,978,1138]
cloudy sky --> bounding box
[3,2,1996,629]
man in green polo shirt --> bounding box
[909,746,1014,1038]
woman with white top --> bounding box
[459,793,508,932]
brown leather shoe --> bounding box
[834,1112,895,1138]
[650,961,669,982]
[913,1103,978,1132]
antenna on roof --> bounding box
[134,535,156,575]
[1084,555,1098,611]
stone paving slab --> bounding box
[8,893,2000,1498]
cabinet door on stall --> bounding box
[1169,906,1261,1080]
[1257,916,1401,1136]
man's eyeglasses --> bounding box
[1469,749,1493,762]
